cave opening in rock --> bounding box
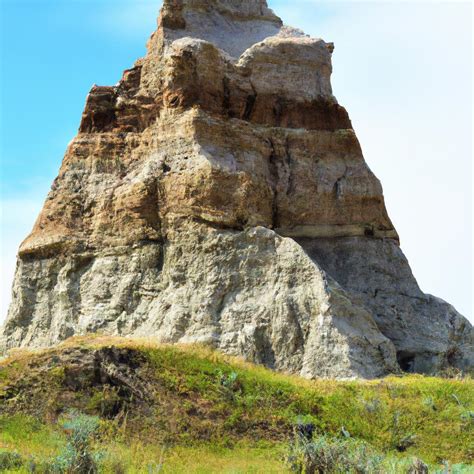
[397,351,416,373]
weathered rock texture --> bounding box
[1,0,472,378]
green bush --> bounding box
[0,450,24,470]
[388,411,416,452]
[287,434,384,474]
[285,431,474,474]
[46,411,102,473]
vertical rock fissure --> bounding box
[242,82,257,120]
[222,76,232,117]
[268,138,280,229]
[332,165,347,200]
[284,136,293,196]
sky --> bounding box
[0,0,472,324]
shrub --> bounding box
[216,369,242,400]
[47,410,102,473]
[217,370,239,390]
[286,429,441,474]
[389,411,416,452]
[287,434,384,474]
[0,450,24,470]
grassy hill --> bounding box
[0,336,473,473]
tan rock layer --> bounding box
[21,107,396,258]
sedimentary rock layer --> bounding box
[1,0,472,378]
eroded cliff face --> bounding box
[1,0,472,378]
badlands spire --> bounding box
[1,0,472,378]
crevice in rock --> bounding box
[285,136,293,196]
[169,95,181,108]
[242,82,257,120]
[332,166,348,200]
[160,1,186,30]
[286,302,305,352]
[254,327,276,369]
[273,97,284,126]
[65,256,95,322]
[444,346,461,367]
[364,226,375,238]
[191,215,244,232]
[268,138,280,229]
[222,76,232,117]
[333,178,342,199]
[397,351,416,373]
[79,87,118,133]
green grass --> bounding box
[0,415,64,458]
[0,336,473,472]
[102,442,287,473]
[0,423,285,473]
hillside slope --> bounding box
[0,337,473,472]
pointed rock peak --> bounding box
[160,0,281,24]
[159,0,285,58]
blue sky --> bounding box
[0,0,472,323]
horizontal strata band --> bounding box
[276,224,399,241]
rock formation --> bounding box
[1,0,472,378]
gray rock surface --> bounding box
[298,237,474,373]
[3,223,398,379]
[1,0,472,378]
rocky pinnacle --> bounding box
[1,0,472,378]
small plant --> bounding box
[144,446,166,473]
[407,457,428,473]
[437,367,465,379]
[460,410,474,429]
[452,394,464,406]
[147,460,164,473]
[216,369,241,400]
[287,433,384,474]
[422,397,437,411]
[362,397,382,414]
[47,410,102,473]
[0,450,24,470]
[49,366,66,383]
[217,370,239,389]
[389,411,416,452]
